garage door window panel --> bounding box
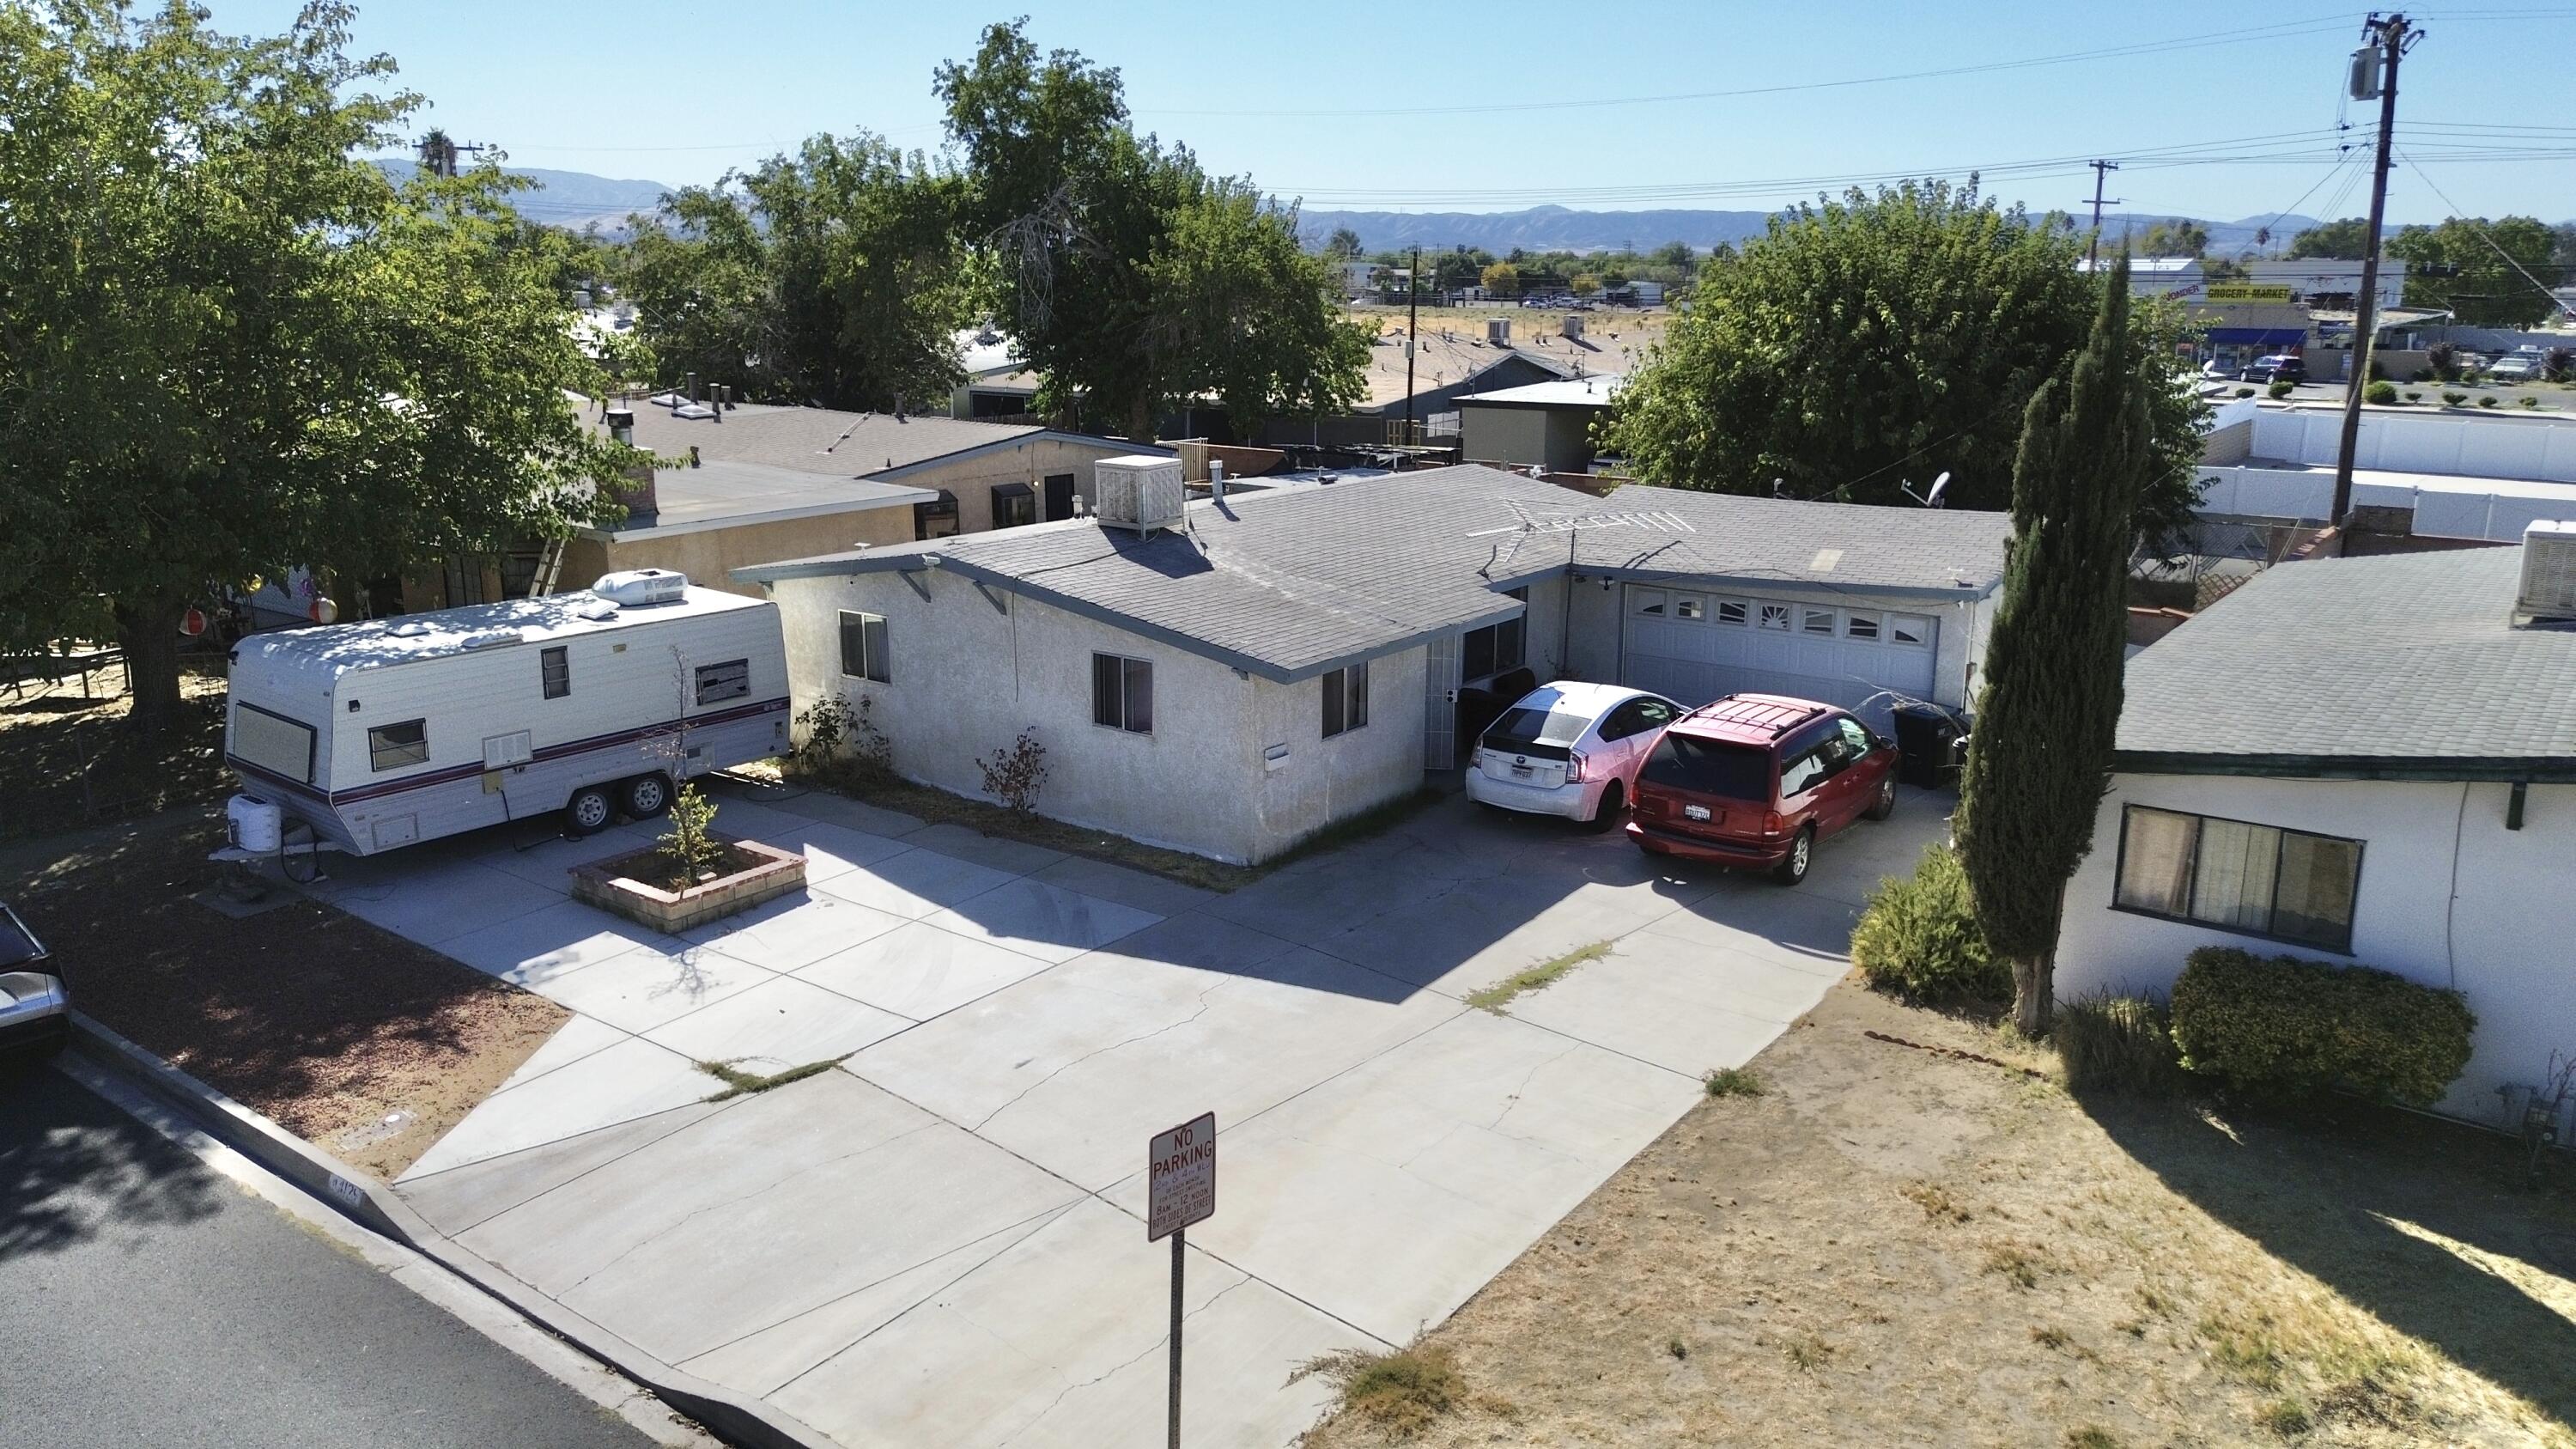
[1674,594,1705,621]
[1845,612,1880,641]
[1631,589,1669,618]
[1890,615,1932,647]
[1802,608,1837,636]
[1758,603,1791,631]
[1715,598,1747,625]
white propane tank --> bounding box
[228,794,283,854]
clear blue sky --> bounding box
[207,2,2576,224]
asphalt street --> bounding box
[0,1063,663,1449]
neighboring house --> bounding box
[1256,329,1574,451]
[732,464,2007,863]
[558,454,934,601]
[604,391,1163,546]
[2193,403,2576,545]
[2057,533,2576,1125]
[948,326,1036,420]
[1458,375,1622,475]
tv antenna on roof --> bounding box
[1901,471,1952,508]
[1467,496,1698,576]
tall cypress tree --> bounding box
[1952,258,2154,1036]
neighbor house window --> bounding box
[1462,588,1528,680]
[694,659,750,705]
[2113,805,2362,953]
[914,490,959,540]
[991,481,1036,530]
[1321,661,1370,738]
[368,719,429,772]
[1092,652,1153,734]
[839,611,890,683]
[541,645,570,699]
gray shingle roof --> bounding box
[594,395,1151,479]
[2119,546,2576,774]
[734,465,2010,683]
[590,458,933,537]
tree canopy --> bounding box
[621,133,969,411]
[2286,216,2372,259]
[1601,180,2203,545]
[2124,219,2208,258]
[2391,216,2561,327]
[0,0,627,730]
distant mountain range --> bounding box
[374,159,672,233]
[1292,204,2330,257]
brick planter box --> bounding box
[570,836,805,935]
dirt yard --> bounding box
[5,814,568,1181]
[1303,980,2576,1448]
[0,663,230,842]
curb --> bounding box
[69,1012,843,1449]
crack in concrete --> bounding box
[1486,1043,1582,1135]
[992,1275,1256,1447]
[969,979,1230,1134]
[560,1118,943,1296]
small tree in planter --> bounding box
[978,727,1048,813]
[659,782,722,888]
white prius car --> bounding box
[1466,681,1685,830]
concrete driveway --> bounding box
[314,777,1948,1446]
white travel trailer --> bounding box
[222,572,789,855]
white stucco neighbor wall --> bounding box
[766,569,1433,864]
[2057,772,2576,1126]
[1560,577,1989,713]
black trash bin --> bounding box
[1890,703,1965,789]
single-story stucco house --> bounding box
[732,464,2008,864]
[2057,529,2576,1126]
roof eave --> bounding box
[2116,750,2576,783]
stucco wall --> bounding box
[2057,773,2576,1125]
[768,567,1423,863]
[896,437,1146,533]
[568,508,919,600]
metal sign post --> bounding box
[1147,1111,1216,1449]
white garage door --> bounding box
[1621,585,1937,726]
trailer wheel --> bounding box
[565,785,615,837]
[623,772,672,820]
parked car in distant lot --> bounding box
[1467,681,1684,830]
[2485,353,2542,383]
[1626,693,1898,886]
[2248,355,2306,384]
[0,901,67,1065]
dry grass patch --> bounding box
[1295,1344,1474,1438]
[1301,977,2576,1449]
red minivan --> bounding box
[1625,694,1899,886]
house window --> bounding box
[2113,805,2362,953]
[914,490,960,540]
[694,659,750,705]
[991,481,1036,530]
[1674,594,1705,621]
[1802,607,1837,636]
[1092,652,1153,734]
[1757,603,1791,631]
[1321,661,1370,738]
[1889,614,1931,646]
[1462,588,1528,681]
[368,719,429,772]
[540,645,570,699]
[1631,588,1668,618]
[1845,612,1880,641]
[1714,598,1748,625]
[839,611,890,683]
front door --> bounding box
[1044,472,1076,522]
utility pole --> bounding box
[1403,246,1421,445]
[2085,161,2122,269]
[2330,12,2421,528]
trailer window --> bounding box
[368,719,429,772]
[695,659,750,704]
[541,646,570,699]
[233,703,316,784]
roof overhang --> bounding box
[581,486,937,542]
[2117,752,2576,783]
[860,430,1172,483]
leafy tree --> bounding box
[1480,261,1522,297]
[1951,259,2155,1037]
[1650,240,1696,270]
[2286,216,2372,259]
[1322,226,1364,261]
[1602,180,2203,545]
[1569,271,1601,297]
[935,21,1362,438]
[2129,219,2208,257]
[2555,222,2576,272]
[1431,246,1492,290]
[0,1,628,734]
[620,133,968,411]
[2390,216,2560,327]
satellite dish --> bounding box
[1771,478,1786,499]
[1927,471,1951,508]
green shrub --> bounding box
[2265,381,2293,399]
[2169,947,2476,1106]
[2478,395,2500,408]
[1852,844,2007,1002]
[2233,385,2257,399]
[2056,994,2186,1096]
[2403,390,2424,403]
[2518,395,2540,410]
[2363,381,2398,405]
[2441,391,2468,406]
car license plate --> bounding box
[1511,763,1531,777]
[1684,804,1711,821]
